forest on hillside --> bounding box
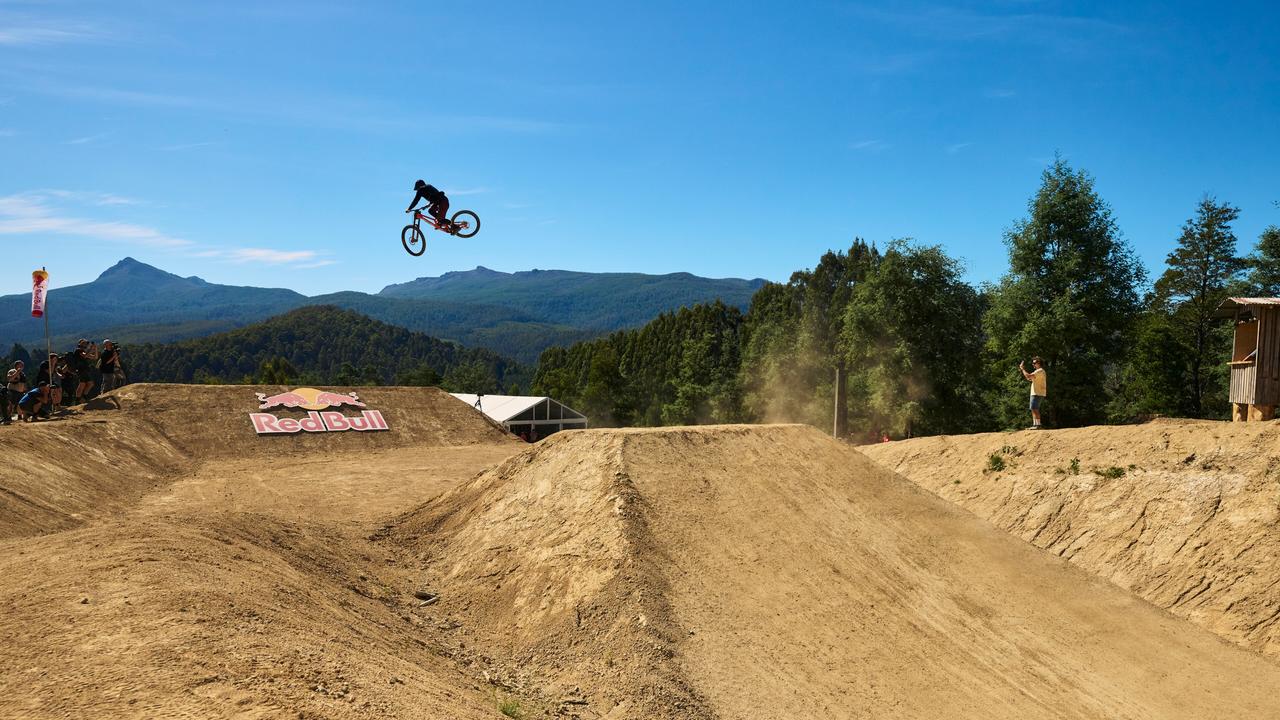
[0,306,530,393]
[533,158,1280,437]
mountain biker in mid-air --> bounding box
[406,179,450,228]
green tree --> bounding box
[841,241,988,437]
[1107,308,1197,420]
[8,343,32,368]
[257,356,298,384]
[443,360,500,394]
[739,240,878,426]
[1151,197,1243,417]
[983,157,1145,428]
[335,361,359,386]
[580,345,631,426]
[1245,225,1280,296]
[396,363,443,386]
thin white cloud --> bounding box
[984,88,1017,99]
[160,141,216,151]
[0,27,94,46]
[223,248,325,265]
[0,129,15,137]
[0,190,333,269]
[93,193,142,206]
[947,142,974,154]
[0,191,188,248]
[444,187,491,197]
[198,248,335,269]
[850,139,890,152]
[13,78,566,136]
[64,132,109,145]
[38,189,142,206]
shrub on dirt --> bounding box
[498,697,524,719]
[985,453,1006,473]
[1097,466,1126,479]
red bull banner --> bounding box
[31,269,49,318]
[250,388,389,435]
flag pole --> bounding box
[43,266,51,397]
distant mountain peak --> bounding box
[97,257,180,282]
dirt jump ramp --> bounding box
[391,424,1280,719]
[0,384,512,540]
[863,420,1280,660]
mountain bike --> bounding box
[401,208,481,256]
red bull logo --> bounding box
[250,387,387,435]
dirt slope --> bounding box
[0,383,510,539]
[1,384,522,719]
[862,420,1280,659]
[392,424,1280,719]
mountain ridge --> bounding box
[1,258,766,362]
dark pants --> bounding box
[101,369,122,394]
[0,390,9,422]
[428,199,450,224]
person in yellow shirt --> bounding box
[1018,356,1047,429]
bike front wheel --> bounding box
[450,210,481,239]
[401,225,426,256]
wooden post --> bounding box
[833,365,847,438]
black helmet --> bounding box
[414,179,426,190]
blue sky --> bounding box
[1,0,1277,296]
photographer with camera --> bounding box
[98,339,126,394]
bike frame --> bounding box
[412,210,445,231]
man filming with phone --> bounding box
[1019,356,1047,429]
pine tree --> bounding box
[1246,225,1280,296]
[983,158,1144,427]
[1152,197,1243,416]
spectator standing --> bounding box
[59,353,78,407]
[76,340,97,401]
[1019,356,1048,429]
[0,376,9,424]
[98,340,125,393]
[6,360,27,421]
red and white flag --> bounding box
[31,269,48,318]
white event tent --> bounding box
[450,394,588,439]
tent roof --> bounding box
[450,394,586,423]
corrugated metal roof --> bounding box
[1215,297,1280,318]
[1222,298,1280,306]
[450,394,587,423]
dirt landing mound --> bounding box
[0,384,513,539]
[0,514,504,719]
[862,420,1280,659]
[392,424,1280,719]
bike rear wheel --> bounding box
[401,225,426,256]
[450,210,481,238]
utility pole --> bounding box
[833,365,847,438]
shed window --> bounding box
[1233,317,1259,362]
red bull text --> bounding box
[250,410,388,435]
[250,388,389,435]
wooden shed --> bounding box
[1215,297,1280,421]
